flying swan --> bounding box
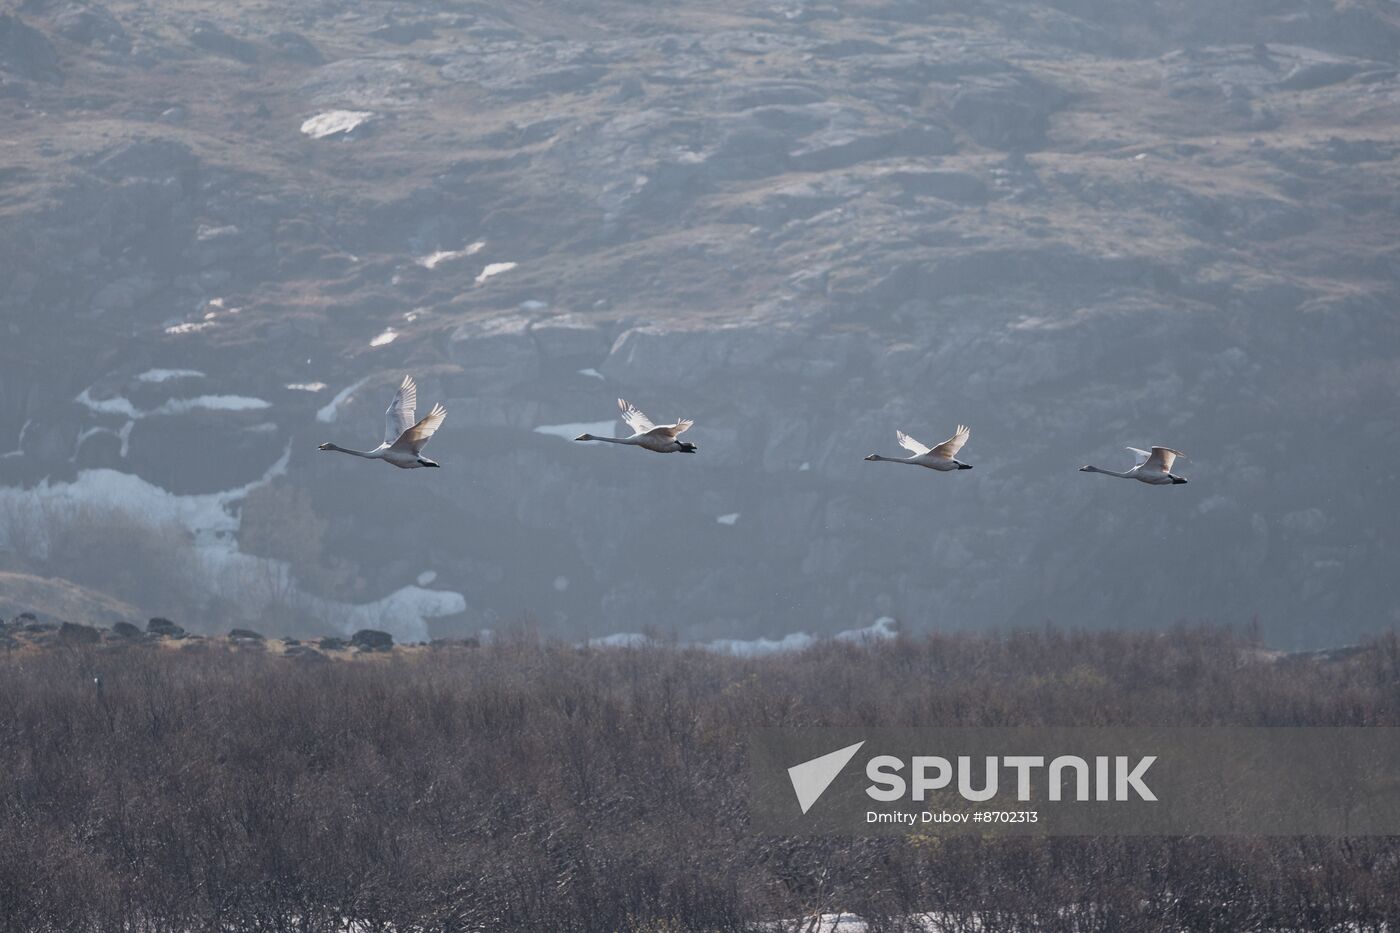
[318,375,446,468]
[865,425,973,471]
[1080,446,1188,485]
[575,399,697,453]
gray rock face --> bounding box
[53,5,129,54]
[949,76,1065,151]
[0,14,60,82]
[188,21,256,63]
[3,0,1400,649]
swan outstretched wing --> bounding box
[931,425,970,459]
[392,403,446,453]
[1127,447,1152,467]
[618,398,655,435]
[384,375,418,445]
[896,431,930,456]
[1144,446,1183,474]
[647,418,694,439]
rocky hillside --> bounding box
[2,0,1399,645]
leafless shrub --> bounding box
[1,626,1398,931]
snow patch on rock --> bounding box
[475,261,517,284]
[300,110,374,138]
[138,369,205,383]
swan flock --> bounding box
[320,376,1189,485]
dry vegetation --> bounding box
[2,625,1399,931]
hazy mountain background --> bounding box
[2,0,1398,647]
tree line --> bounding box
[2,625,1398,931]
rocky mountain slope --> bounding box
[2,0,1399,645]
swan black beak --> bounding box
[318,443,332,450]
[864,454,878,461]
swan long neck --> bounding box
[871,455,917,464]
[591,435,637,445]
[323,444,379,459]
[1084,465,1134,479]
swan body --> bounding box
[318,375,447,469]
[865,425,972,471]
[1080,446,1187,485]
[575,399,697,453]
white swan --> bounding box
[575,399,697,453]
[1080,446,1188,485]
[865,425,972,471]
[318,375,446,468]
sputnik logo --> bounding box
[787,741,865,814]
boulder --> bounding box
[59,621,101,644]
[350,628,394,651]
[318,636,347,651]
[268,31,321,64]
[430,636,480,649]
[147,617,186,638]
[189,21,257,63]
[229,627,265,641]
[53,5,129,54]
[949,76,1065,151]
[110,621,142,639]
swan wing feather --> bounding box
[384,375,418,445]
[1145,446,1183,473]
[647,418,694,439]
[618,398,655,435]
[931,424,970,459]
[896,430,930,456]
[391,403,446,453]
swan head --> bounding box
[575,434,593,442]
[864,454,879,461]
[1078,465,1094,472]
[318,442,334,451]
